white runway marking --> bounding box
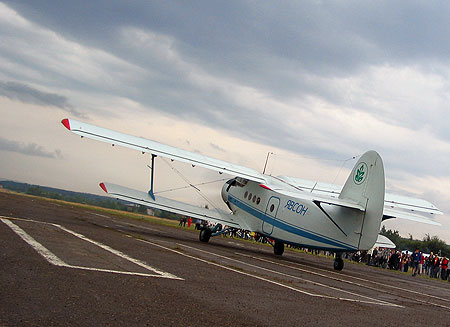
[1,217,182,280]
[137,238,402,308]
[179,243,403,308]
[277,254,450,311]
[88,212,112,219]
[2,218,67,267]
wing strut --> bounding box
[148,154,157,200]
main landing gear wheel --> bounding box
[199,228,212,243]
[274,240,284,256]
[334,256,344,271]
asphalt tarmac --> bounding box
[1,191,450,326]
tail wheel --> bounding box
[274,240,284,255]
[199,228,212,243]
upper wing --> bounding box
[277,175,442,225]
[61,118,266,184]
[100,182,250,230]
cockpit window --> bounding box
[235,177,248,187]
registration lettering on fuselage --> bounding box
[284,199,308,216]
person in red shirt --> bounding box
[441,257,448,280]
[187,217,192,228]
[432,256,440,278]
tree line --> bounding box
[0,181,182,221]
[380,225,450,257]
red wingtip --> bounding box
[61,118,71,130]
[259,184,272,191]
[99,183,108,193]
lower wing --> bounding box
[99,182,249,230]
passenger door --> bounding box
[262,196,280,235]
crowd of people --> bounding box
[352,247,450,281]
[178,218,450,281]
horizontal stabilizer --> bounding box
[99,182,246,229]
[62,118,265,184]
[311,197,365,211]
[289,191,365,211]
[277,176,443,218]
[374,234,396,249]
[383,193,442,215]
[383,208,441,226]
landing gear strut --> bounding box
[334,253,344,271]
[274,240,284,256]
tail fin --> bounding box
[339,151,385,250]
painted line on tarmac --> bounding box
[1,218,68,266]
[1,217,182,280]
[178,242,402,308]
[88,212,112,219]
[56,224,181,279]
[238,253,450,311]
[137,237,402,307]
[284,255,450,308]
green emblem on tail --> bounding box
[354,162,367,185]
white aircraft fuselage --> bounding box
[222,178,363,252]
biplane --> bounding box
[61,118,442,270]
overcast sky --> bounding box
[1,1,450,243]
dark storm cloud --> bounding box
[0,136,62,159]
[8,1,450,88]
[0,81,83,117]
[3,1,450,167]
[5,0,450,102]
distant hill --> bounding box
[0,180,182,220]
[0,180,121,203]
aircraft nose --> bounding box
[221,178,235,203]
[221,183,229,203]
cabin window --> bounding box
[256,197,261,205]
[252,195,256,203]
[244,191,248,199]
[270,204,275,212]
[248,193,252,200]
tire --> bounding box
[334,257,344,271]
[199,228,211,243]
[274,240,284,256]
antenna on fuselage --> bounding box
[262,152,274,174]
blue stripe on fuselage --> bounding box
[228,194,357,251]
